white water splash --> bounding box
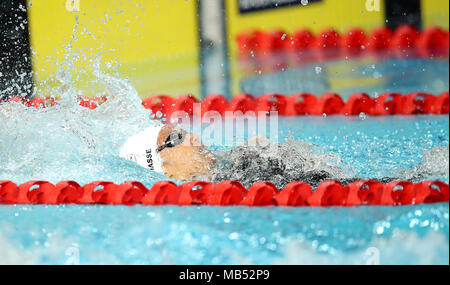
[0,13,163,184]
[274,230,449,265]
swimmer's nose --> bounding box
[185,133,201,146]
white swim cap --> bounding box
[120,125,164,174]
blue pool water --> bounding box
[0,203,448,265]
[0,56,449,264]
[190,115,449,182]
[238,57,449,99]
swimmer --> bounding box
[120,125,449,189]
[120,124,355,187]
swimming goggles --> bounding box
[157,128,187,153]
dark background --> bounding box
[0,0,33,100]
[385,0,422,30]
[238,0,322,14]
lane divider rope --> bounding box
[1,180,448,207]
[137,92,450,117]
[4,92,449,117]
[236,26,449,58]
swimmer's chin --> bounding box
[161,145,217,181]
[161,135,272,181]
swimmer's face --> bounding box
[157,125,216,181]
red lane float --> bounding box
[286,93,318,116]
[142,92,447,118]
[391,25,420,51]
[140,92,450,120]
[400,92,436,114]
[436,92,449,114]
[256,94,288,115]
[373,93,404,115]
[316,29,341,50]
[241,182,279,206]
[226,93,258,113]
[23,181,59,205]
[367,27,393,51]
[55,181,83,204]
[314,93,345,115]
[3,92,449,117]
[347,180,387,206]
[142,95,175,117]
[6,96,58,108]
[285,30,315,51]
[207,181,248,206]
[171,95,198,117]
[200,94,229,116]
[5,95,107,110]
[341,29,367,51]
[142,181,180,205]
[417,27,450,57]
[1,180,448,207]
[275,181,312,206]
[237,26,449,58]
[78,96,108,110]
[178,181,213,205]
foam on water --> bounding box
[0,229,447,265]
[274,230,449,265]
[0,57,170,184]
[0,13,170,185]
[210,139,357,189]
[401,145,449,181]
[209,139,449,189]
